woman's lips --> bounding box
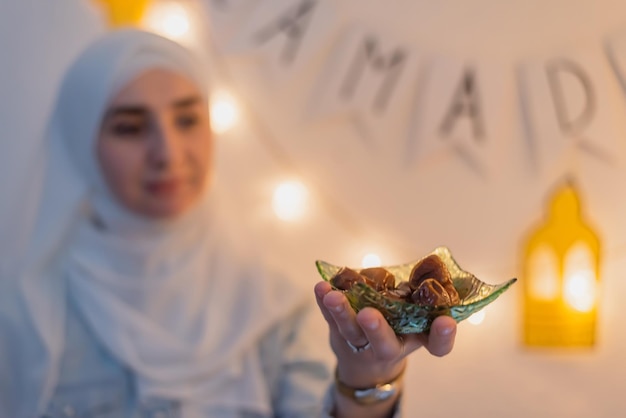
[144,179,184,196]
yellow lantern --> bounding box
[95,0,152,27]
[522,181,601,347]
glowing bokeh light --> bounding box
[211,90,239,134]
[468,310,486,325]
[528,245,560,300]
[564,270,596,312]
[143,1,191,42]
[361,253,382,268]
[272,181,308,221]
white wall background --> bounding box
[0,0,104,274]
[2,1,625,417]
[209,1,626,417]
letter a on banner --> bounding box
[407,56,508,175]
[519,47,618,176]
[227,0,336,82]
[310,25,422,156]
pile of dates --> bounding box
[331,254,461,307]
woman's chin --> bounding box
[138,199,195,220]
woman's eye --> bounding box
[176,113,200,129]
[111,122,145,137]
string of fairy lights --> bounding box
[139,2,316,225]
[96,0,621,330]
[95,0,532,328]
[141,2,399,265]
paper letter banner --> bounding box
[226,0,336,82]
[310,25,422,159]
[606,30,626,90]
[518,47,619,178]
[406,56,509,176]
[201,4,623,180]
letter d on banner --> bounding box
[518,47,618,175]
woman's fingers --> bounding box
[313,281,338,331]
[315,282,457,358]
[422,315,457,357]
[314,282,369,350]
[355,307,402,360]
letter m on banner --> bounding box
[311,26,422,148]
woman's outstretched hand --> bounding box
[314,280,457,417]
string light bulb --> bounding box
[361,253,382,268]
[272,181,308,221]
[211,90,239,134]
[142,0,192,43]
[468,310,486,325]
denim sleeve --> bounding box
[262,302,403,418]
[255,302,331,417]
[321,385,404,418]
[41,295,136,418]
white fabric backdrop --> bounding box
[2,1,625,417]
[205,1,626,417]
[0,0,104,275]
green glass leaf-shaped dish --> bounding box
[316,246,517,334]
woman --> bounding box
[0,29,456,417]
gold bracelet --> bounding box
[334,366,405,405]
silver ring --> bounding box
[346,340,372,353]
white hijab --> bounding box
[12,29,307,417]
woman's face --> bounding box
[97,69,213,219]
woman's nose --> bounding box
[148,121,182,169]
